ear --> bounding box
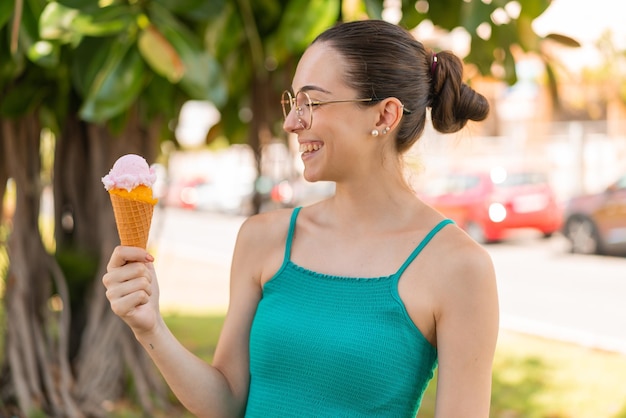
[374,97,404,133]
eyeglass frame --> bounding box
[281,90,413,130]
[281,90,384,130]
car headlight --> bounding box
[489,203,507,222]
[180,186,198,205]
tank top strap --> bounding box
[394,219,454,279]
[283,206,302,262]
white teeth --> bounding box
[299,143,321,153]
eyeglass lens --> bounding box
[281,91,312,129]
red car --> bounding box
[419,168,563,244]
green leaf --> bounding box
[398,0,428,30]
[250,0,283,36]
[178,52,227,106]
[138,25,184,83]
[148,3,227,105]
[459,0,493,34]
[39,2,82,44]
[274,0,339,53]
[467,36,496,76]
[55,0,101,12]
[40,3,132,43]
[519,0,551,19]
[27,40,60,68]
[0,68,49,116]
[225,51,252,97]
[141,73,181,121]
[0,32,23,90]
[423,0,463,31]
[545,33,581,48]
[16,0,42,55]
[502,47,517,85]
[70,5,136,37]
[515,14,540,52]
[0,0,14,30]
[205,3,244,61]
[153,0,227,22]
[0,85,43,116]
[79,44,146,122]
[361,0,383,20]
[24,0,47,18]
[71,36,112,97]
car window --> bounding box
[497,172,547,187]
[424,174,481,195]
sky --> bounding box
[533,0,625,47]
[532,0,626,70]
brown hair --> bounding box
[313,20,489,153]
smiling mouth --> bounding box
[299,143,322,153]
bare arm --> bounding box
[103,215,266,417]
[433,242,500,418]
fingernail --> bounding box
[146,254,154,262]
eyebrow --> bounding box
[294,85,332,94]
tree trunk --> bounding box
[249,62,292,213]
[0,107,170,417]
[0,114,83,417]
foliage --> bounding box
[1,0,227,137]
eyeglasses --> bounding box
[281,90,377,130]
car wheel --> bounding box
[466,221,487,244]
[564,216,602,255]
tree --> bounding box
[0,0,565,416]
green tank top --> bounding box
[246,207,453,417]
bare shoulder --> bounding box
[440,225,495,283]
[232,208,296,284]
[428,224,498,311]
[236,208,294,245]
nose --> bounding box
[283,108,304,133]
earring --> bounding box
[382,127,390,135]
[371,129,379,137]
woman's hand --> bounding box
[103,246,161,336]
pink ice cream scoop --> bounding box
[102,154,158,249]
[102,154,157,192]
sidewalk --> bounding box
[149,207,237,316]
[154,250,231,315]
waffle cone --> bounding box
[109,193,155,249]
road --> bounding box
[488,231,626,354]
[149,207,626,354]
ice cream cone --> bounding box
[109,193,155,249]
[102,154,159,249]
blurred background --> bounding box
[1,0,626,417]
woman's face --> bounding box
[284,42,380,183]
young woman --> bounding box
[103,19,499,417]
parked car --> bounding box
[419,167,562,244]
[562,174,626,255]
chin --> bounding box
[302,168,315,182]
[302,173,318,183]
[302,169,327,183]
